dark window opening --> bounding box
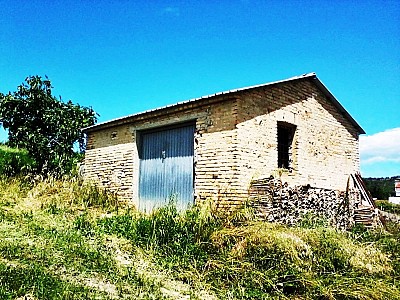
[277,123,296,169]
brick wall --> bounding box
[84,97,241,206]
[84,143,135,202]
[235,79,360,195]
[84,78,361,209]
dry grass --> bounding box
[0,176,399,299]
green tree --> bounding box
[364,177,396,200]
[0,75,97,174]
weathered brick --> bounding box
[84,75,362,209]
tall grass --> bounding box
[0,176,399,299]
[99,202,399,299]
[98,200,222,268]
[0,176,166,299]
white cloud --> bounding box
[360,127,400,165]
[363,156,400,164]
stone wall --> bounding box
[194,99,242,207]
[84,143,135,202]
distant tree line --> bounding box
[363,177,398,200]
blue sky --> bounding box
[0,0,399,177]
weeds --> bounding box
[208,222,395,298]
[0,145,36,176]
[0,176,399,299]
[0,176,164,299]
[98,201,221,267]
[0,262,95,300]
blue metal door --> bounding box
[138,123,195,211]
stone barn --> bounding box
[83,73,368,221]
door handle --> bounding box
[162,150,166,162]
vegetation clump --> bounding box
[0,176,399,299]
[0,145,36,176]
[0,75,97,175]
[375,200,400,215]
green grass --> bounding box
[0,176,399,299]
[0,177,167,299]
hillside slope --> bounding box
[0,177,399,299]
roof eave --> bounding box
[83,73,318,133]
[312,77,365,134]
[83,72,365,135]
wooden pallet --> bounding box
[354,205,375,227]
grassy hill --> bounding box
[0,176,399,299]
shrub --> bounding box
[375,200,400,215]
[0,145,36,176]
[0,76,97,175]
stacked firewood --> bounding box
[249,177,356,229]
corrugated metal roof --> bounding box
[83,72,365,134]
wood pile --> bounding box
[249,177,357,229]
